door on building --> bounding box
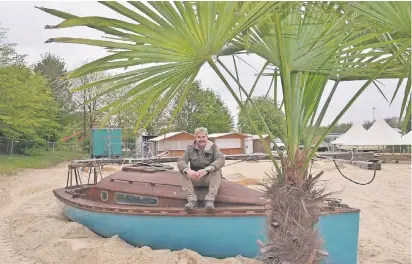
[244,137,254,155]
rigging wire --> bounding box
[142,152,269,172]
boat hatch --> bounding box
[114,192,158,206]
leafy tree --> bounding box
[0,24,26,67]
[383,116,412,131]
[237,96,285,139]
[0,66,60,143]
[317,122,353,143]
[33,52,73,115]
[70,71,110,137]
[169,81,234,134]
[106,85,168,135]
[363,120,374,130]
[383,116,398,128]
[330,122,352,134]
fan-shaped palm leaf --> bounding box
[346,1,411,132]
[37,1,279,130]
[37,1,283,173]
[222,2,410,181]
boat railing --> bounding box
[66,162,104,188]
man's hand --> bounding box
[186,169,198,180]
[196,169,208,179]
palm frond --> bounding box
[231,2,410,174]
[346,2,411,130]
[39,1,279,132]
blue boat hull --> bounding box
[318,211,360,264]
[61,202,360,263]
[62,203,267,258]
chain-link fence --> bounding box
[0,136,81,156]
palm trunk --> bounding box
[259,152,330,264]
[280,149,309,184]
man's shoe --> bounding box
[184,200,197,211]
[205,200,215,210]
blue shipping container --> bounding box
[91,128,123,158]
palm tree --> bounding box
[37,2,410,263]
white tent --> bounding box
[331,124,369,146]
[400,131,412,145]
[361,119,403,146]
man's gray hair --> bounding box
[194,127,208,135]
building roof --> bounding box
[208,132,249,138]
[251,134,270,140]
[148,131,193,142]
[332,119,406,146]
[393,128,402,133]
[362,119,403,146]
[401,131,412,145]
[330,123,368,146]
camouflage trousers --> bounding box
[180,170,222,202]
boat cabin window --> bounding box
[101,190,109,202]
[114,192,158,206]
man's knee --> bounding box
[181,172,205,188]
[209,170,222,182]
[208,170,222,191]
[180,172,186,179]
[180,172,193,186]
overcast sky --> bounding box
[0,1,407,127]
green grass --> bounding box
[0,150,89,175]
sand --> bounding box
[0,159,410,264]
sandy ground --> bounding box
[0,159,410,264]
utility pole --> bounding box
[373,107,376,121]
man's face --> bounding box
[195,131,208,149]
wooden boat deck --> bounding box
[54,187,267,217]
[95,168,267,206]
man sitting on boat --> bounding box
[177,127,225,211]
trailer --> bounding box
[90,128,123,158]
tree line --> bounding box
[1,20,409,154]
[0,23,287,153]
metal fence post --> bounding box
[10,137,13,157]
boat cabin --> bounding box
[57,163,267,216]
